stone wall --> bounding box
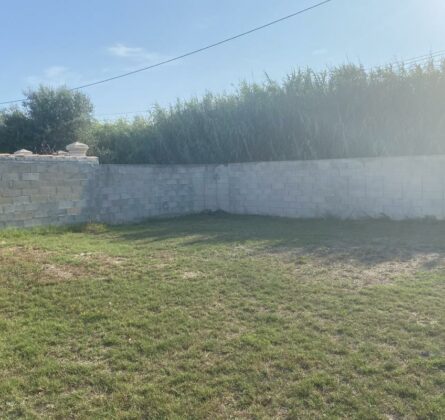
[93,164,221,223]
[0,155,98,228]
[1,151,445,228]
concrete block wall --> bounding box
[1,153,445,228]
[94,164,221,223]
[217,155,445,220]
[0,155,98,228]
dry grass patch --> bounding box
[75,252,128,266]
[266,243,445,287]
[0,244,128,285]
[181,271,202,280]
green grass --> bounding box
[0,215,444,419]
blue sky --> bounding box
[1,0,445,118]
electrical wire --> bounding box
[0,0,333,106]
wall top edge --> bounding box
[99,154,445,169]
[223,154,445,166]
[0,153,442,167]
[0,155,99,163]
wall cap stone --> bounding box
[0,154,98,163]
[14,149,33,156]
[0,142,97,163]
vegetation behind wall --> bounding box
[2,61,445,163]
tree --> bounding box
[0,108,34,153]
[0,86,94,154]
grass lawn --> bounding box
[0,215,444,419]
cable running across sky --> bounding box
[0,0,333,106]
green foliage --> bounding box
[0,86,93,153]
[90,117,153,164]
[3,62,445,162]
[0,109,34,153]
[90,61,445,164]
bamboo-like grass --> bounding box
[90,60,445,164]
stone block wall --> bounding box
[1,152,445,228]
[94,164,221,223]
[0,155,98,228]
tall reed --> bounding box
[91,61,445,164]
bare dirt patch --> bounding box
[42,264,74,282]
[75,252,128,266]
[182,271,202,280]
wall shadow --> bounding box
[108,214,445,268]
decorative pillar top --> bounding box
[14,149,33,156]
[66,142,89,157]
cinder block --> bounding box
[22,173,40,181]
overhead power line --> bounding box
[368,49,445,71]
[98,110,149,117]
[0,0,333,106]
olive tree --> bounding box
[0,86,94,153]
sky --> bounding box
[1,0,445,119]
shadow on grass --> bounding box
[107,213,445,268]
[3,213,444,269]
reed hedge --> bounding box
[90,61,445,163]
